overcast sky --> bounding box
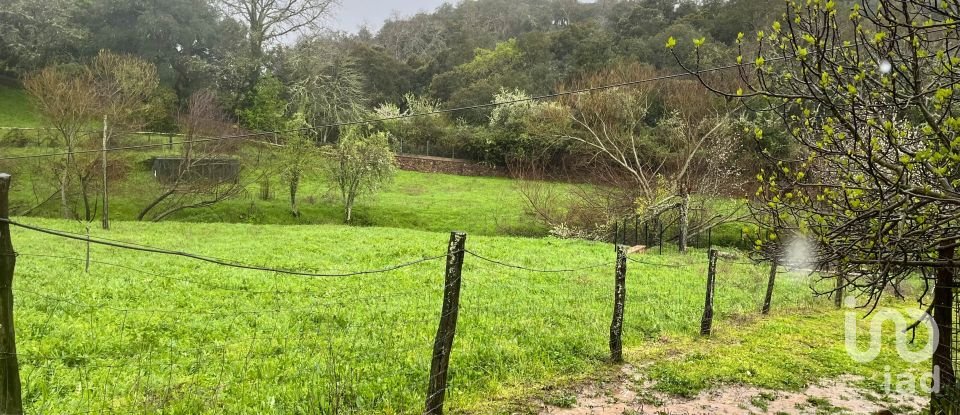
[328,0,454,34]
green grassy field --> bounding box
[0,145,561,237]
[0,86,42,127]
[5,218,927,414]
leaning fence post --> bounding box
[425,231,466,415]
[762,257,778,314]
[609,245,628,362]
[700,248,718,336]
[0,174,23,414]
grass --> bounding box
[1,147,563,237]
[0,86,42,128]
[4,217,876,414]
[633,304,930,399]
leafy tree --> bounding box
[239,76,287,200]
[374,93,450,156]
[484,88,570,163]
[79,0,240,102]
[430,38,531,123]
[673,0,960,405]
[324,127,395,223]
[0,0,84,75]
[239,76,287,132]
[284,38,367,143]
[345,42,415,106]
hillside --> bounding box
[0,85,41,128]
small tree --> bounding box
[279,113,320,217]
[23,65,98,219]
[91,50,160,229]
[325,127,395,222]
[138,90,249,221]
[239,76,287,200]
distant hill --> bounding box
[0,85,41,128]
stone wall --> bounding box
[394,154,507,177]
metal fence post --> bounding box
[700,248,718,336]
[0,174,23,414]
[609,245,628,362]
[425,231,466,415]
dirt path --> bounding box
[538,366,925,415]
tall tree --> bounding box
[284,38,367,143]
[217,0,338,88]
[673,0,960,407]
[80,0,243,103]
[0,0,84,75]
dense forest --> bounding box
[0,0,807,239]
[0,0,787,151]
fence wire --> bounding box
[0,220,839,414]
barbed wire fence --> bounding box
[0,173,830,414]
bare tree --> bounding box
[218,0,338,67]
[137,91,250,222]
[23,66,98,219]
[91,50,160,229]
[556,64,743,251]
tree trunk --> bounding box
[289,172,300,217]
[678,190,690,253]
[932,243,957,412]
[138,187,176,221]
[259,178,271,200]
[59,167,70,219]
[79,174,92,222]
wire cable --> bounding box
[464,249,612,273]
[1,218,449,278]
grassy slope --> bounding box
[3,164,556,237]
[0,86,41,127]
[7,218,925,414]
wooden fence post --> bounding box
[101,115,109,231]
[0,174,23,414]
[700,248,718,336]
[425,231,466,415]
[609,245,628,363]
[762,257,778,314]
